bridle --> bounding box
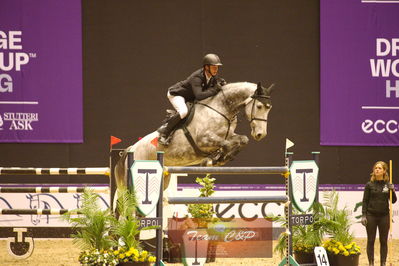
[248,94,271,123]
[197,89,271,140]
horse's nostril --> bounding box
[256,133,262,139]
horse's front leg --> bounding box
[213,134,249,166]
[199,133,248,166]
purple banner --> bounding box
[321,0,399,146]
[0,0,82,143]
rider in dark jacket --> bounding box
[158,54,226,145]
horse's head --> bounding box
[245,82,273,141]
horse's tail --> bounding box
[113,131,159,189]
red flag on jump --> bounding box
[150,137,158,147]
[110,136,122,149]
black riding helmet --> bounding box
[203,54,223,66]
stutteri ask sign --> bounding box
[0,0,82,143]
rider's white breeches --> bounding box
[167,91,188,119]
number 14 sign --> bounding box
[314,247,330,266]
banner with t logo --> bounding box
[290,160,319,212]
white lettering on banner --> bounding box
[0,73,12,92]
[370,59,399,77]
[376,38,399,57]
[362,119,398,134]
[386,80,399,98]
[0,30,36,94]
[0,52,30,71]
[0,31,23,50]
[370,38,399,101]
[1,112,39,131]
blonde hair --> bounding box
[370,161,389,182]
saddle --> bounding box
[162,102,195,129]
[161,102,210,156]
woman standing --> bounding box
[361,161,397,266]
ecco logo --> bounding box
[362,119,398,134]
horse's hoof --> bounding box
[200,158,213,166]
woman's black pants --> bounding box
[366,214,390,263]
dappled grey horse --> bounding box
[115,82,273,190]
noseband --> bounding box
[248,95,271,123]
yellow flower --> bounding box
[139,257,145,262]
[119,254,125,259]
[333,248,339,255]
[113,250,119,255]
[344,244,352,249]
[141,250,148,257]
[148,256,156,263]
[343,251,350,256]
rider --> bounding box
[158,53,227,145]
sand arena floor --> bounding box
[0,239,398,265]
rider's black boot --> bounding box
[157,113,181,146]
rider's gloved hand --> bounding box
[214,84,222,92]
[361,215,367,226]
[217,78,227,86]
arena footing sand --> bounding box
[0,239,398,265]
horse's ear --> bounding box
[266,83,275,96]
[256,82,263,95]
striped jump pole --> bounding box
[0,167,110,176]
[164,166,289,175]
[0,186,110,193]
[168,195,288,204]
[0,209,80,215]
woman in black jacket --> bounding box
[361,161,397,266]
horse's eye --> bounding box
[256,103,263,109]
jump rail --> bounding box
[0,186,110,193]
[0,167,110,176]
[168,195,288,204]
[164,166,289,175]
[0,209,79,215]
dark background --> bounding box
[1,0,398,185]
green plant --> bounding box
[187,175,216,219]
[273,190,361,259]
[322,190,361,256]
[63,188,114,251]
[64,188,157,265]
[272,202,337,258]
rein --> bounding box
[182,87,270,158]
[249,98,268,123]
[196,102,235,140]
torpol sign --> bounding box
[130,161,163,216]
[290,160,319,212]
